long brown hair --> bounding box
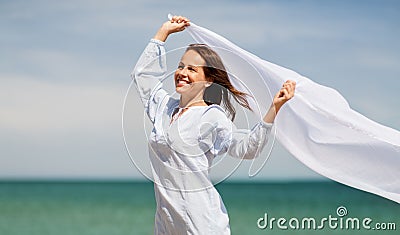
[185,43,252,121]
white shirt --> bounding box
[132,39,273,235]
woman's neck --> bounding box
[179,94,207,108]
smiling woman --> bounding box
[174,44,253,121]
[131,15,295,235]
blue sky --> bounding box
[1,0,399,180]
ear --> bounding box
[205,82,212,88]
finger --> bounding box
[284,80,295,87]
[177,15,185,23]
[283,80,292,88]
[275,94,287,103]
[172,15,185,23]
[171,15,178,22]
[286,83,294,94]
[184,18,191,26]
[177,22,188,30]
[285,87,295,99]
[290,84,296,95]
[177,24,188,32]
[283,84,291,91]
[283,84,291,94]
[171,15,189,26]
[290,81,296,91]
[290,82,296,93]
[285,81,295,94]
[274,90,283,99]
[181,16,190,22]
[282,88,290,99]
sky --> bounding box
[1,0,399,181]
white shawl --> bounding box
[184,21,400,203]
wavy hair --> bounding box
[185,43,252,121]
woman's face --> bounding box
[174,50,210,95]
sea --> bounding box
[0,181,398,235]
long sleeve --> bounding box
[200,105,273,159]
[131,39,169,123]
[227,121,273,159]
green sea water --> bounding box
[0,181,398,235]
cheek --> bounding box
[200,71,209,82]
[174,71,179,81]
[191,73,207,83]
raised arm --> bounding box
[263,80,296,123]
[200,81,296,160]
[153,15,190,42]
[225,81,296,159]
[131,16,190,122]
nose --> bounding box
[178,67,188,77]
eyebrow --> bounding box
[179,62,203,68]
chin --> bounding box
[175,85,190,94]
[175,88,183,94]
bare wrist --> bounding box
[153,27,170,42]
[273,102,283,114]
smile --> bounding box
[176,77,192,87]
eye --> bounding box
[188,66,196,72]
[177,65,184,69]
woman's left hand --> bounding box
[273,80,296,111]
[263,80,296,123]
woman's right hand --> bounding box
[154,15,190,42]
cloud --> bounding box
[0,74,127,133]
[0,73,144,179]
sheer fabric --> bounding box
[185,21,400,203]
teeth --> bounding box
[178,78,190,84]
[178,81,189,86]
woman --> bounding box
[132,15,296,235]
